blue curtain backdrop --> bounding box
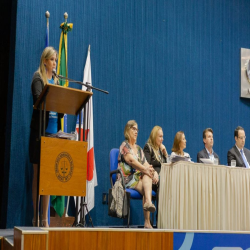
[3,0,250,228]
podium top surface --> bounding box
[33,84,93,115]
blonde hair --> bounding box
[147,126,163,161]
[124,120,137,141]
[171,131,184,154]
[36,46,58,86]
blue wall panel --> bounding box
[5,0,250,227]
[174,232,250,249]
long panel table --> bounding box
[158,161,250,230]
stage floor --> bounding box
[0,229,13,238]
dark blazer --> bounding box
[143,143,167,193]
[227,145,250,167]
[30,72,63,132]
[143,143,166,174]
[29,72,63,164]
[197,147,220,164]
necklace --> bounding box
[128,142,138,158]
[158,150,163,162]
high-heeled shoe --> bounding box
[143,202,156,213]
[32,219,39,227]
[41,219,49,228]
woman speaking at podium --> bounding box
[29,47,63,227]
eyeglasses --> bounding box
[131,126,139,132]
[238,136,246,140]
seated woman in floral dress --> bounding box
[118,120,158,229]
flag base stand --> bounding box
[74,197,94,227]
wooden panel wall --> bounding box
[13,230,21,250]
[23,235,47,250]
[47,230,173,250]
[2,239,13,250]
[14,228,48,250]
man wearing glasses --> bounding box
[227,126,250,167]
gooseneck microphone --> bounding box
[51,69,109,94]
[52,69,58,78]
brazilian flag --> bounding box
[50,21,73,217]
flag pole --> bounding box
[45,11,50,26]
[45,11,50,46]
[64,12,68,22]
[63,11,71,218]
[36,10,51,227]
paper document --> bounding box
[46,130,77,140]
[171,155,191,163]
[199,158,214,164]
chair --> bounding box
[109,148,156,227]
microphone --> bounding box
[52,69,58,78]
[50,70,109,94]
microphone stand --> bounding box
[55,73,109,94]
[54,73,107,227]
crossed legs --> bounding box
[135,174,153,228]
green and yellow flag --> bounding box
[57,22,73,87]
[51,21,73,217]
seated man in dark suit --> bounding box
[227,126,250,167]
[197,128,220,164]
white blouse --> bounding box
[170,151,191,161]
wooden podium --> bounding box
[34,83,93,226]
[34,83,93,115]
[39,137,87,197]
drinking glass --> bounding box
[167,156,171,163]
[213,158,219,165]
[231,160,236,167]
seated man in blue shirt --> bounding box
[197,128,220,164]
[227,126,250,167]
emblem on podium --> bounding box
[55,152,74,182]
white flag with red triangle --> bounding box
[75,45,97,215]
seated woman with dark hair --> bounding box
[170,131,191,161]
[118,120,156,229]
[143,126,167,192]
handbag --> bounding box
[108,188,130,218]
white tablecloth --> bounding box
[158,161,250,230]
